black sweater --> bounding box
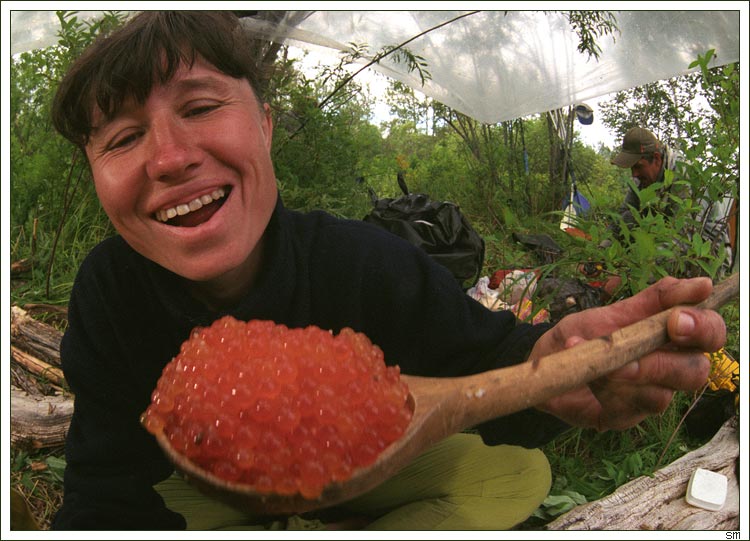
[52,197,567,530]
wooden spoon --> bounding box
[155,272,739,515]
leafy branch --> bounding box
[316,11,480,113]
[563,11,620,60]
[281,11,480,146]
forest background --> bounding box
[6,10,742,530]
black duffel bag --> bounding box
[363,174,485,288]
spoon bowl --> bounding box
[156,273,738,515]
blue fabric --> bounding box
[562,190,591,216]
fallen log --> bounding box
[11,346,66,388]
[11,362,47,396]
[10,305,72,449]
[11,387,73,449]
[546,417,739,531]
[11,305,64,367]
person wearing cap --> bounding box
[610,127,665,183]
[604,127,733,282]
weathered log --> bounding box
[11,387,73,449]
[546,417,739,530]
[11,346,66,388]
[11,363,49,397]
[11,305,63,367]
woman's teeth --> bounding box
[156,188,226,223]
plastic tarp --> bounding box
[281,10,741,123]
[7,8,743,123]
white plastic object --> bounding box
[685,468,727,511]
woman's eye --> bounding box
[108,132,139,150]
[186,104,220,117]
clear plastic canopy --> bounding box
[8,9,742,124]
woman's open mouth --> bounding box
[155,187,229,227]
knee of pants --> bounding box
[522,448,552,505]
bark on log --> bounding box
[11,346,66,388]
[11,387,73,449]
[546,417,739,531]
[11,305,63,367]
[11,362,45,396]
[10,305,72,448]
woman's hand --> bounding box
[530,277,726,431]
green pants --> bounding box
[154,433,551,530]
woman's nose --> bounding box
[145,119,201,182]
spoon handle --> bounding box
[447,273,740,430]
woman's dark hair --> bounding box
[52,11,265,148]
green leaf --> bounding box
[12,450,29,472]
[45,456,67,482]
[20,472,35,491]
[535,489,589,519]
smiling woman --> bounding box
[48,14,281,290]
[76,57,277,290]
[42,10,731,533]
[32,18,279,307]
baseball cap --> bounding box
[611,127,661,168]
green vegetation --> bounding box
[10,10,739,530]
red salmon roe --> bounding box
[142,316,412,500]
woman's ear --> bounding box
[261,103,274,151]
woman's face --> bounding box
[85,57,278,288]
